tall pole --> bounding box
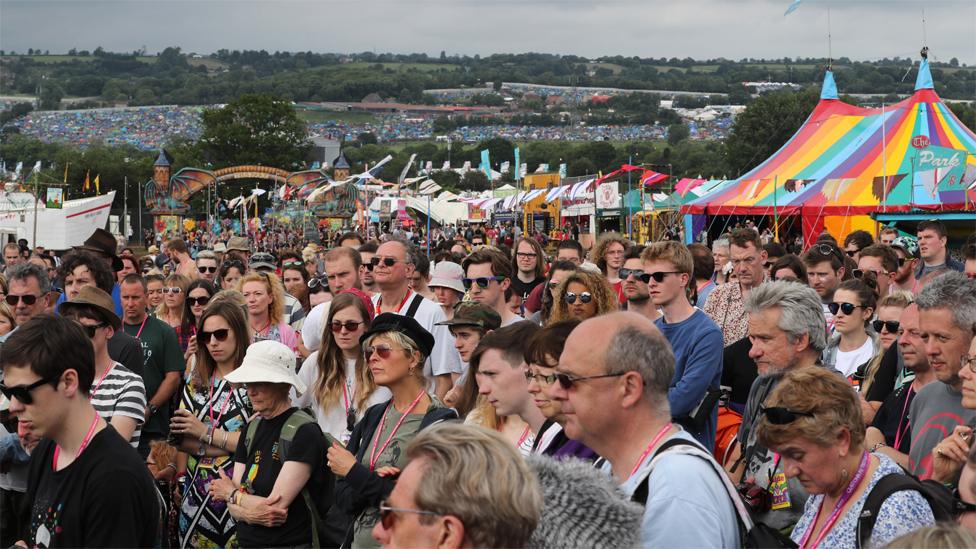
[138,181,143,245]
[773,175,779,243]
[31,171,38,248]
[123,174,128,240]
[627,154,633,240]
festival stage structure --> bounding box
[681,52,976,246]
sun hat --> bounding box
[213,242,228,253]
[360,313,435,358]
[226,236,250,252]
[58,286,121,330]
[224,340,307,395]
[427,261,465,294]
[147,245,160,254]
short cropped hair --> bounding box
[687,243,714,280]
[770,254,808,284]
[859,244,899,273]
[641,241,694,278]
[745,280,828,353]
[556,239,584,260]
[166,238,188,255]
[757,366,864,449]
[604,325,675,409]
[462,249,513,281]
[728,228,761,251]
[2,313,95,395]
[406,423,543,548]
[843,230,874,251]
[338,231,365,247]
[6,262,51,294]
[803,243,844,272]
[470,321,540,371]
[917,219,948,238]
[916,271,976,333]
[324,246,362,269]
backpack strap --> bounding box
[243,416,261,454]
[277,410,321,548]
[856,473,925,549]
[403,293,424,319]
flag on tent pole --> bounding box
[94,175,101,195]
[784,0,803,16]
[520,163,527,178]
[63,162,69,184]
[559,163,567,179]
[399,154,417,184]
[441,161,450,170]
[30,161,41,174]
[514,147,521,181]
[480,149,492,181]
[500,161,510,174]
[83,170,91,192]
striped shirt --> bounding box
[90,362,147,448]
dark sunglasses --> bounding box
[187,296,211,307]
[897,257,911,267]
[618,268,645,280]
[331,320,364,333]
[199,328,230,343]
[222,259,245,270]
[639,271,681,284]
[845,250,859,257]
[0,375,58,405]
[564,291,592,305]
[760,405,815,425]
[828,302,862,316]
[953,488,976,514]
[308,277,330,294]
[5,294,38,306]
[80,322,107,338]
[554,371,625,389]
[463,276,504,290]
[524,370,558,385]
[872,320,900,333]
[370,257,400,268]
[198,266,218,274]
[251,253,275,263]
[378,500,439,530]
[162,287,182,295]
[363,262,375,272]
[364,344,395,360]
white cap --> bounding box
[224,340,307,395]
[428,261,465,294]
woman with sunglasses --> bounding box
[548,270,618,325]
[326,313,457,547]
[528,260,577,325]
[294,291,389,444]
[239,272,299,352]
[822,277,880,381]
[218,259,245,290]
[756,367,935,548]
[158,274,192,351]
[182,279,217,372]
[170,299,253,548]
[857,293,913,414]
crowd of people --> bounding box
[2,217,976,548]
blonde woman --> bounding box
[238,271,299,351]
[0,301,15,336]
[548,270,619,325]
[156,273,192,351]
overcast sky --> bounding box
[2,0,974,65]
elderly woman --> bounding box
[548,270,619,325]
[209,340,329,548]
[326,313,458,548]
[756,367,935,548]
[239,272,299,351]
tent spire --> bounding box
[915,47,934,91]
[820,68,839,100]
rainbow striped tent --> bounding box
[682,57,976,245]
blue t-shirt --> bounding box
[655,309,724,451]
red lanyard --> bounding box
[376,290,412,315]
[629,422,673,478]
[52,412,100,471]
[893,384,915,450]
[368,390,425,471]
[798,451,870,549]
[208,376,232,432]
[90,363,115,397]
[516,425,531,448]
[132,317,148,340]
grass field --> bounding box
[343,62,459,72]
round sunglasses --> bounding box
[330,320,364,333]
[564,291,592,305]
[828,302,862,316]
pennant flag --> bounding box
[14,162,23,177]
[63,162,69,184]
[500,161,510,174]
[426,160,433,173]
[784,0,803,16]
[83,170,91,192]
[441,160,450,170]
[520,163,527,178]
[399,153,417,184]
[534,163,549,174]
[514,147,521,181]
[675,178,706,196]
[94,174,100,195]
[461,161,471,171]
[641,170,668,187]
[30,161,41,174]
[480,149,492,181]
[559,163,567,179]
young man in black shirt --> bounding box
[1,314,158,548]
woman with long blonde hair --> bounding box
[156,273,192,350]
[293,291,390,443]
[548,270,619,325]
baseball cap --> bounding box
[427,261,465,294]
[224,340,306,395]
[249,252,276,272]
[435,301,502,331]
[227,236,250,252]
[891,236,919,259]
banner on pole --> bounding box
[45,188,63,209]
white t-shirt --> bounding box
[293,355,391,443]
[90,362,147,447]
[301,301,332,351]
[371,291,463,377]
[835,337,876,378]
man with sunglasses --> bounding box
[2,314,158,548]
[119,274,184,459]
[802,242,846,330]
[641,242,724,451]
[462,249,522,327]
[703,228,769,346]
[371,240,461,400]
[858,244,899,297]
[551,312,739,547]
[891,236,921,294]
[620,247,660,321]
[195,250,219,284]
[358,241,379,292]
[5,262,52,328]
[734,280,827,530]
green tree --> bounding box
[356,132,378,146]
[667,123,690,146]
[39,83,64,110]
[458,170,490,192]
[198,94,311,169]
[723,88,819,177]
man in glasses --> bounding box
[735,280,827,530]
[371,423,542,548]
[2,314,158,547]
[119,274,184,459]
[5,262,52,328]
[916,219,964,279]
[857,244,899,297]
[910,272,976,480]
[195,250,219,284]
[511,237,546,301]
[462,249,522,327]
[641,242,724,451]
[371,240,461,400]
[891,236,921,294]
[843,230,874,263]
[703,228,768,346]
[59,286,146,448]
[802,243,846,330]
[358,241,379,292]
[620,247,659,321]
[551,312,739,547]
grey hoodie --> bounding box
[527,455,643,549]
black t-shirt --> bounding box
[233,408,327,548]
[107,330,144,378]
[511,275,546,300]
[864,343,899,403]
[26,423,158,548]
[722,337,758,410]
[871,381,917,453]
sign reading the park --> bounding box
[911,135,930,149]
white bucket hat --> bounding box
[428,261,465,294]
[224,340,307,395]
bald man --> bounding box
[549,312,738,548]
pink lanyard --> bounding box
[368,390,425,471]
[893,384,915,450]
[52,413,100,470]
[90,364,115,397]
[208,376,232,431]
[516,426,531,448]
[132,317,148,340]
[798,451,870,549]
[629,422,673,478]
